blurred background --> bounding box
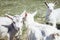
[0,0,60,40]
[0,0,60,23]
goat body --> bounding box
[0,17,12,25]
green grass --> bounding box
[0,0,46,23]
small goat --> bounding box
[44,2,60,28]
[0,14,24,40]
[23,11,60,40]
[22,11,43,40]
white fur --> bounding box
[23,11,43,40]
[0,12,25,40]
[45,2,60,27]
[23,11,60,40]
[0,25,9,40]
[0,17,12,25]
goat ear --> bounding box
[25,12,27,17]
[5,14,13,20]
[20,10,26,17]
[44,1,47,6]
[53,0,58,5]
[32,11,37,17]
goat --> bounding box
[44,2,60,28]
[23,11,60,40]
[22,11,45,40]
[0,10,26,36]
[0,14,24,40]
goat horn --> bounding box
[44,1,49,8]
[5,14,13,20]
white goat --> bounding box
[23,11,60,40]
[44,2,60,27]
[22,11,43,40]
[0,10,26,36]
[0,13,24,40]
